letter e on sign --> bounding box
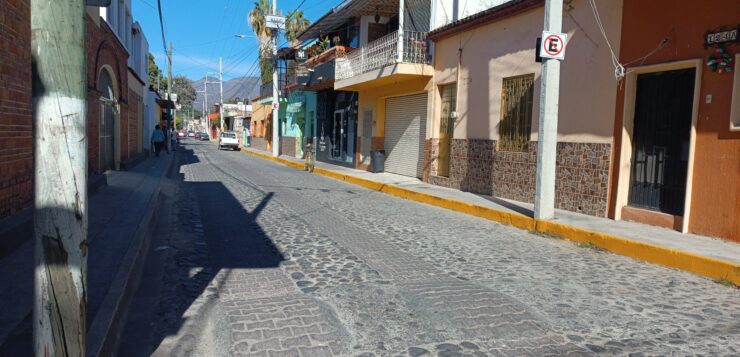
[540,31,567,60]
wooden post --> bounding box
[31,0,88,355]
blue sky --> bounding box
[132,0,340,81]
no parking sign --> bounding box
[540,31,568,60]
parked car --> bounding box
[187,131,195,137]
[198,133,209,141]
[218,131,239,151]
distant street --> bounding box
[118,140,740,357]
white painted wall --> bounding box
[144,90,159,152]
[431,0,513,30]
[129,22,149,83]
[99,0,135,54]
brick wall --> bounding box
[429,139,611,217]
[127,87,143,159]
[86,15,128,173]
[0,0,33,219]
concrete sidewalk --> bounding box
[0,151,174,356]
[241,147,740,285]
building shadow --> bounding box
[116,144,286,356]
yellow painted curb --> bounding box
[240,148,740,285]
[535,221,740,285]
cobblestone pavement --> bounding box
[124,141,740,357]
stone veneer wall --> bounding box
[280,136,297,158]
[428,139,610,217]
[251,137,268,152]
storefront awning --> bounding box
[286,102,303,113]
[300,38,318,49]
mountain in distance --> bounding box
[190,76,260,111]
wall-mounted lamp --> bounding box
[374,7,380,23]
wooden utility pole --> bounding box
[31,0,88,355]
[219,57,224,133]
[167,41,173,131]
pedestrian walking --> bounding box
[170,129,177,152]
[163,127,171,154]
[245,126,251,147]
[150,125,165,157]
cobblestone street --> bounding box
[120,141,740,357]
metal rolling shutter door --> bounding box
[384,93,427,178]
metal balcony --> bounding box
[335,30,430,81]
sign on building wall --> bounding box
[540,31,568,60]
[705,27,738,47]
[295,49,308,62]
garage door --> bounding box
[384,93,427,178]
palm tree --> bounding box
[285,10,310,46]
[249,0,274,83]
[248,0,272,53]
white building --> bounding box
[431,0,512,29]
[100,0,153,155]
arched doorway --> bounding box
[98,67,118,172]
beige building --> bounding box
[425,0,623,217]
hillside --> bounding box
[191,76,260,110]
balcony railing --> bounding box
[260,81,273,99]
[304,46,350,68]
[336,31,430,80]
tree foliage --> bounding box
[171,75,196,108]
[285,10,310,46]
[148,53,167,93]
[249,0,272,53]
[259,56,274,83]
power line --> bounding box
[294,0,307,11]
[156,0,168,55]
[222,45,260,75]
[587,0,624,80]
[175,36,235,49]
[135,0,156,11]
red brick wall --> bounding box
[0,0,33,219]
[127,87,143,159]
[86,15,128,173]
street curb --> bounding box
[86,152,177,357]
[240,148,740,285]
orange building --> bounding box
[609,0,739,242]
[249,99,272,152]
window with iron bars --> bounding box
[498,74,535,152]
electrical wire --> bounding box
[221,0,335,102]
[623,35,670,68]
[156,0,168,56]
[587,0,624,80]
